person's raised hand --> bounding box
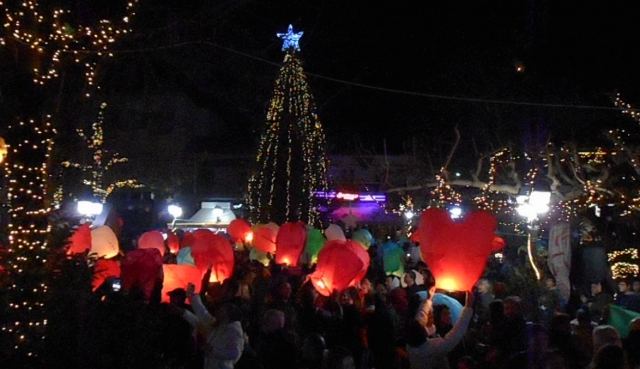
[186,283,196,299]
[465,290,475,308]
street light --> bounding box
[168,204,183,229]
[516,183,552,280]
[212,206,224,223]
[77,200,103,217]
[449,205,463,220]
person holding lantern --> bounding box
[406,287,474,369]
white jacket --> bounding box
[183,296,245,369]
[407,306,473,369]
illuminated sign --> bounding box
[313,191,386,202]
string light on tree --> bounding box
[0,0,140,90]
[608,248,640,279]
[1,117,55,362]
[61,102,141,203]
[247,24,328,225]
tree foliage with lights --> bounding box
[248,25,328,225]
[0,1,140,364]
[61,102,141,203]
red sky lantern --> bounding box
[166,232,180,254]
[181,231,195,249]
[121,248,164,300]
[276,221,307,266]
[417,208,503,291]
[309,240,370,296]
[161,264,203,303]
[138,230,166,256]
[191,229,234,283]
[228,218,253,243]
[67,223,92,255]
[92,258,121,291]
[252,223,278,253]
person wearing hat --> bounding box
[167,288,192,311]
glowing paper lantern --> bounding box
[191,229,234,283]
[181,232,195,248]
[276,221,307,266]
[92,259,121,291]
[138,230,166,256]
[121,248,164,300]
[166,232,180,254]
[228,218,253,243]
[90,225,120,259]
[252,223,279,253]
[352,229,373,249]
[177,247,195,266]
[250,248,270,267]
[305,228,326,264]
[325,224,346,241]
[161,264,203,303]
[382,241,405,277]
[417,208,501,291]
[0,136,7,163]
[309,240,370,296]
[67,223,92,255]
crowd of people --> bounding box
[86,239,640,369]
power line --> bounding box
[65,40,624,112]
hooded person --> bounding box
[406,288,474,369]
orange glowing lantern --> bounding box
[275,221,307,266]
[138,230,166,256]
[417,208,502,291]
[309,240,370,296]
[166,232,180,254]
[0,136,7,164]
[67,223,92,255]
[121,248,164,300]
[161,264,203,303]
[191,229,234,284]
[92,258,121,291]
[228,218,253,243]
[181,231,195,248]
[252,223,279,253]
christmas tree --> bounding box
[248,25,328,225]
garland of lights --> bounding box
[247,25,328,225]
[1,117,55,360]
[61,102,141,203]
[0,0,140,93]
[608,248,640,279]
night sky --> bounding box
[2,0,640,179]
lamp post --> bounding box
[77,200,103,224]
[168,204,183,229]
[516,185,551,280]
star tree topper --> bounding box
[277,24,303,52]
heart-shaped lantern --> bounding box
[252,223,279,253]
[276,221,307,266]
[309,240,370,296]
[417,208,502,291]
[191,229,234,283]
[228,218,253,243]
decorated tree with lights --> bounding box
[0,2,140,363]
[248,25,328,225]
[0,118,55,363]
[61,101,141,203]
